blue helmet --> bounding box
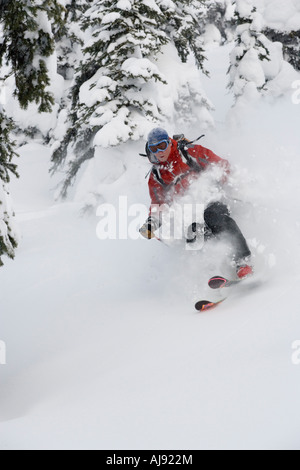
[147,128,169,146]
[144,128,170,165]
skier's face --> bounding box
[156,141,172,163]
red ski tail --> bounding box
[195,299,226,312]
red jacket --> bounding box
[148,138,230,213]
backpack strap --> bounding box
[176,135,205,174]
[151,166,195,196]
[152,167,169,189]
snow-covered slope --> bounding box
[0,45,300,450]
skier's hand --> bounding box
[139,223,155,239]
[139,217,159,239]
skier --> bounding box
[139,127,253,280]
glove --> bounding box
[139,217,159,239]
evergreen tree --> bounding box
[202,0,236,44]
[54,0,89,81]
[159,0,208,74]
[0,0,64,265]
[0,106,19,266]
[158,0,214,130]
[228,0,270,101]
[51,0,170,196]
[264,28,300,72]
[0,0,65,113]
[51,0,213,197]
[48,1,95,146]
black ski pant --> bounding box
[204,201,251,263]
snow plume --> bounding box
[223,94,300,279]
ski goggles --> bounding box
[148,139,170,154]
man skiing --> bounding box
[139,127,253,280]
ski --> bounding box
[195,298,226,312]
[208,276,241,290]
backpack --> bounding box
[140,133,205,191]
[173,134,205,173]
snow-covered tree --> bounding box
[159,0,208,74]
[0,107,19,266]
[51,0,214,197]
[51,0,170,195]
[154,0,214,130]
[0,0,65,113]
[264,28,300,72]
[0,0,64,264]
[199,0,236,45]
[54,0,89,81]
[228,0,271,101]
[48,0,88,144]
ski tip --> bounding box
[208,276,228,289]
